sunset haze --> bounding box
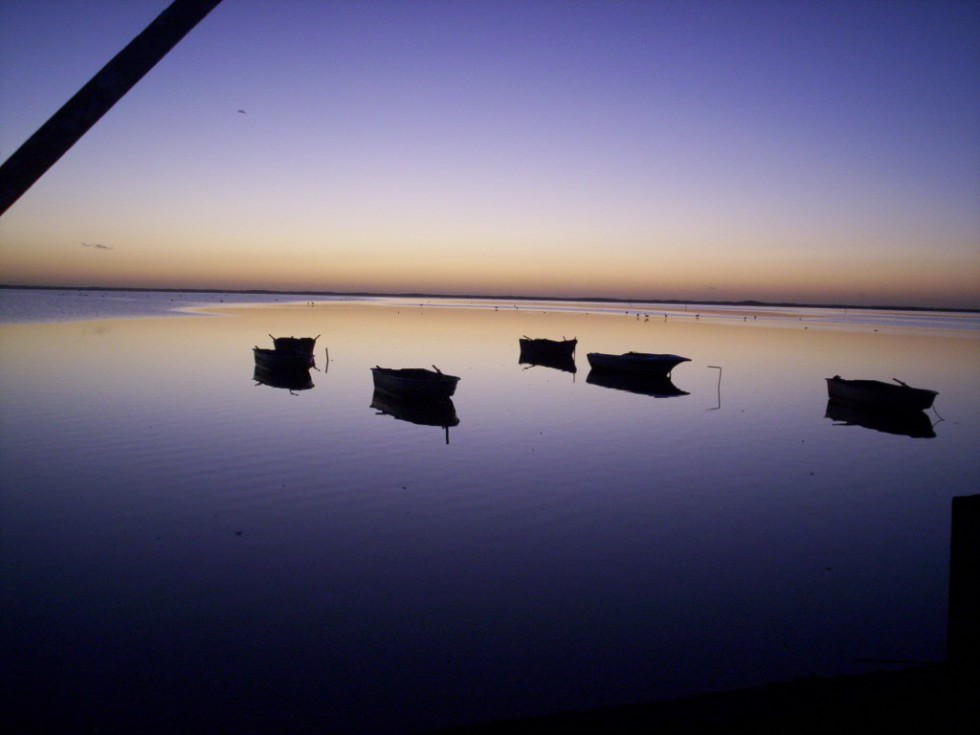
[1,0,978,309]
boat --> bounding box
[825,399,935,439]
[253,365,314,393]
[586,370,689,398]
[825,376,937,411]
[371,366,460,399]
[519,337,577,373]
[253,346,314,370]
[253,333,319,369]
[586,352,691,378]
[519,336,576,359]
[269,334,319,356]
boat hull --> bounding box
[586,352,690,378]
[371,367,460,399]
[519,337,576,357]
[825,376,937,411]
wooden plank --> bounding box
[0,0,223,216]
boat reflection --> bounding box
[253,365,315,394]
[585,369,689,398]
[518,351,577,374]
[518,337,577,374]
[371,390,459,444]
[824,399,936,439]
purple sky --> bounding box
[1,0,978,308]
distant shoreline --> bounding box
[1,283,976,314]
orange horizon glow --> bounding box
[1,2,977,312]
[1,249,977,311]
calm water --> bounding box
[1,289,978,733]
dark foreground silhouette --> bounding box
[428,662,978,734]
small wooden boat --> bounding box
[253,347,314,370]
[519,337,577,373]
[586,370,689,398]
[519,336,576,358]
[586,352,690,378]
[825,376,937,411]
[269,334,319,355]
[371,366,460,399]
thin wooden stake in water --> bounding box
[708,365,722,411]
[0,0,223,217]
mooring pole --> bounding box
[0,0,223,217]
[949,494,980,666]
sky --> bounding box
[0,0,978,309]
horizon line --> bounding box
[0,283,977,315]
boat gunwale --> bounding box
[253,346,315,369]
[371,366,461,398]
[825,376,938,411]
[586,351,691,375]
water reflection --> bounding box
[824,399,937,439]
[518,337,578,374]
[252,365,315,394]
[370,390,459,443]
[2,293,979,734]
[707,365,723,410]
[585,369,689,397]
[518,352,577,374]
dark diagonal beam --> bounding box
[0,0,223,217]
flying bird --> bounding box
[237,109,246,114]
[81,242,113,250]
